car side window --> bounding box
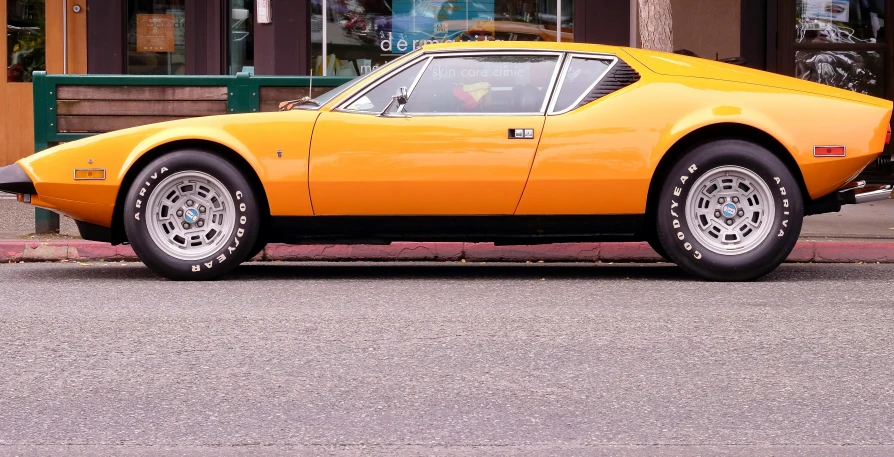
[404,54,560,115]
[343,60,427,113]
[551,57,613,113]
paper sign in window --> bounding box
[136,14,175,53]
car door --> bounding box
[515,53,645,215]
[308,51,562,215]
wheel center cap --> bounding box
[184,208,200,223]
[721,202,738,218]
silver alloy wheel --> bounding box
[145,171,236,261]
[684,165,775,256]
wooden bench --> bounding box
[31,71,352,233]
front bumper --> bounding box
[0,163,36,195]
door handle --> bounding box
[508,129,535,139]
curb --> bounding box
[3,240,894,263]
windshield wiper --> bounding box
[279,96,320,111]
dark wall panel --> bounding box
[575,0,630,46]
[740,0,768,70]
[186,0,225,74]
[255,1,310,75]
[86,0,125,74]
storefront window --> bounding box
[229,0,255,75]
[796,0,885,43]
[795,49,885,97]
[311,0,573,76]
[127,0,187,75]
[7,0,46,82]
[794,0,886,97]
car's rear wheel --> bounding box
[247,239,267,261]
[655,139,804,281]
[123,150,260,280]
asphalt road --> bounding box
[2,262,894,456]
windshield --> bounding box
[302,50,423,109]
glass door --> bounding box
[126,0,187,75]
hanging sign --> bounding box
[136,14,175,52]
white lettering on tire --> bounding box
[668,164,702,260]
[192,188,250,273]
[779,186,788,237]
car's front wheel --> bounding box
[123,150,260,280]
[655,139,804,281]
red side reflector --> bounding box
[886,125,891,145]
[814,146,846,157]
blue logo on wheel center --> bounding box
[721,202,737,218]
[184,208,200,223]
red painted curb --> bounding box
[463,242,600,262]
[264,242,464,261]
[814,241,894,263]
[3,240,894,264]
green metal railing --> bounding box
[31,71,353,234]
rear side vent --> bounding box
[574,60,641,110]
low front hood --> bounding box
[622,47,892,108]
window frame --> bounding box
[335,50,566,117]
[547,53,619,115]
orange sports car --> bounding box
[1,41,891,281]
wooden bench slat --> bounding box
[57,86,228,101]
[58,115,196,133]
[57,100,227,116]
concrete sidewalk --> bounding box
[1,194,893,263]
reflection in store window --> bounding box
[795,50,884,97]
[796,0,885,43]
[311,0,572,76]
[7,0,46,82]
[230,0,255,75]
[127,0,187,75]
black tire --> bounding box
[645,229,670,261]
[655,140,804,281]
[123,150,261,280]
[247,240,267,261]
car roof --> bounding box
[421,40,624,55]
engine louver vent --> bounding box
[573,60,641,110]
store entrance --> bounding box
[1,0,86,167]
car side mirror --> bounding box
[379,86,411,118]
[395,86,409,106]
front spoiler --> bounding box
[0,164,36,195]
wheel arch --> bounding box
[109,139,271,245]
[644,123,809,232]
